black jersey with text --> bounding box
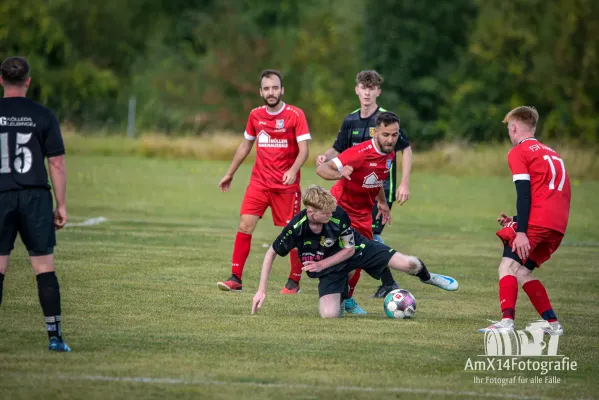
[0,97,64,192]
[272,206,367,276]
[331,106,409,201]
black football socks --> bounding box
[36,272,63,340]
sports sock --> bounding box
[36,272,62,340]
[231,232,252,281]
[414,259,431,281]
[288,249,303,283]
[348,269,361,298]
[499,275,518,319]
[523,280,557,322]
[0,272,4,306]
[379,267,395,287]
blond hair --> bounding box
[503,106,539,131]
[302,185,337,213]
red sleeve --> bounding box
[332,146,365,171]
[244,111,256,140]
[294,109,311,143]
[507,147,530,182]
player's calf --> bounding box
[387,254,459,291]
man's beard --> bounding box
[262,95,281,108]
[376,138,394,154]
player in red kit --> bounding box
[217,70,311,293]
[479,106,571,336]
[317,112,458,313]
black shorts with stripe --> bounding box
[315,240,396,298]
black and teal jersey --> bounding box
[331,106,410,202]
[272,206,368,277]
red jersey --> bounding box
[508,138,571,234]
[244,103,311,192]
[330,139,394,217]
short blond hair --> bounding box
[302,185,337,213]
[503,106,539,131]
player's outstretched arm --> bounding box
[316,148,340,167]
[48,155,67,229]
[396,146,412,205]
[219,139,255,192]
[252,246,278,315]
[283,140,309,185]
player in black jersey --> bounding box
[251,185,458,318]
[315,70,413,304]
[0,57,71,352]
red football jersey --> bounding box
[244,103,311,191]
[508,138,571,234]
[330,139,394,217]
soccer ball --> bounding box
[384,289,416,319]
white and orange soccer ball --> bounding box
[384,289,416,319]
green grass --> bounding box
[1,154,598,400]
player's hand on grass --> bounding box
[339,165,353,180]
[396,183,410,206]
[497,213,513,227]
[219,174,233,192]
[302,260,326,273]
[53,206,67,230]
[282,168,298,185]
[512,232,530,261]
[316,154,327,167]
[252,291,266,314]
[376,201,391,225]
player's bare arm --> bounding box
[315,148,340,167]
[282,140,309,185]
[302,246,356,273]
[48,155,67,229]
[251,246,278,314]
[219,138,255,192]
[316,160,353,181]
[375,187,391,225]
[396,146,412,205]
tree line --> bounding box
[1,0,597,144]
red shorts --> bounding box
[240,184,300,227]
[496,223,564,267]
[349,215,373,240]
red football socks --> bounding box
[288,248,303,283]
[231,232,252,280]
[499,275,518,320]
[523,280,557,322]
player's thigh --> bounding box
[268,189,300,227]
[0,191,19,256]
[18,189,56,257]
[240,184,269,219]
[527,227,564,268]
[318,269,350,299]
[352,241,396,279]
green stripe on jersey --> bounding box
[329,217,340,225]
[293,216,307,229]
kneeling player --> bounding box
[251,185,458,318]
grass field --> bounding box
[1,154,598,400]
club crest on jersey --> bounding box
[363,172,383,189]
[369,127,376,137]
[320,236,336,247]
[386,159,392,169]
[276,119,285,129]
